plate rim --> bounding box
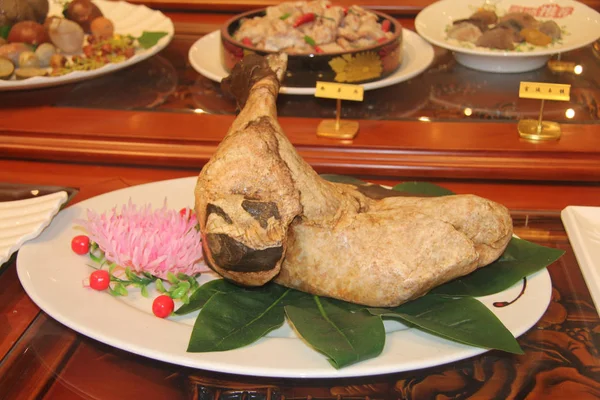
[561,206,600,313]
[16,176,552,378]
[188,29,434,95]
[415,0,600,58]
[0,0,174,91]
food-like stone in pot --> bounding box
[7,21,48,45]
[469,9,497,25]
[18,51,40,68]
[14,67,48,79]
[497,12,540,31]
[495,19,528,42]
[48,18,85,54]
[448,9,561,51]
[65,0,103,33]
[448,22,482,42]
[0,42,33,64]
[0,0,49,26]
[43,16,61,31]
[233,1,396,54]
[34,42,56,67]
[0,57,15,80]
[539,20,562,40]
[452,17,488,33]
[49,53,66,69]
[476,26,515,50]
[520,28,552,46]
[90,16,114,39]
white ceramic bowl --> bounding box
[0,0,174,91]
[415,0,600,73]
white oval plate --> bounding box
[0,0,174,91]
[415,0,600,72]
[189,29,434,95]
[17,176,551,378]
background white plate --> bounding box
[561,206,600,313]
[189,29,434,95]
[0,0,174,91]
[415,0,600,72]
[17,177,552,378]
[0,191,68,265]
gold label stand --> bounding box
[315,81,364,140]
[517,81,571,141]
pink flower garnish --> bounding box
[78,200,209,279]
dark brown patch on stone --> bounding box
[245,116,280,138]
[221,53,276,110]
[241,200,281,229]
[206,233,282,272]
[206,204,232,224]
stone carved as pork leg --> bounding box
[195,53,513,307]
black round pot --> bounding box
[221,8,403,87]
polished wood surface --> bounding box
[2,26,600,187]
[1,3,600,398]
[0,161,598,398]
[128,0,433,13]
[3,109,600,185]
[129,0,600,14]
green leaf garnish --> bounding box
[286,296,385,368]
[137,31,169,49]
[109,282,128,297]
[392,181,455,196]
[280,12,291,20]
[175,279,244,315]
[181,293,190,305]
[155,278,167,294]
[369,294,522,354]
[304,35,316,47]
[187,283,292,352]
[89,251,104,264]
[124,267,136,281]
[319,174,367,185]
[166,271,179,284]
[171,281,191,299]
[432,237,564,297]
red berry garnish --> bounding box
[179,207,196,220]
[152,295,174,318]
[89,270,110,291]
[71,235,90,255]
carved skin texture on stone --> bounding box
[195,53,514,307]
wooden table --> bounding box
[1,161,599,399]
[1,4,600,398]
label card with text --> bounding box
[315,81,364,101]
[519,82,571,101]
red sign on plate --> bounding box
[508,4,574,18]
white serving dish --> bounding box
[415,0,600,73]
[0,0,174,91]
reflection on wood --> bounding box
[0,315,79,399]
[0,262,38,359]
[125,0,600,16]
